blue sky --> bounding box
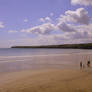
[0,0,92,48]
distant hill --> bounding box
[11,43,92,49]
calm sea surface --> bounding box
[0,48,92,56]
[0,48,92,72]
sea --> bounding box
[0,48,92,73]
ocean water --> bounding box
[0,48,92,72]
[0,48,86,56]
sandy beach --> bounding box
[0,68,92,92]
[0,49,92,92]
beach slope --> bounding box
[0,69,92,92]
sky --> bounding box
[0,0,92,48]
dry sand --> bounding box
[0,68,92,92]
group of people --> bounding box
[80,60,91,69]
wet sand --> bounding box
[0,53,92,73]
[0,68,92,92]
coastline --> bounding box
[11,43,92,49]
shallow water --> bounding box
[0,48,92,72]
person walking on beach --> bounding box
[87,61,90,67]
[80,61,82,69]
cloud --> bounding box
[19,7,92,45]
[61,24,92,41]
[45,17,51,22]
[40,18,45,22]
[71,0,92,6]
[0,22,5,28]
[58,8,90,25]
[50,13,54,16]
[24,19,28,22]
[19,24,92,45]
[8,30,18,33]
[56,7,92,43]
[21,23,56,35]
[13,35,59,46]
[57,22,76,32]
[40,17,51,23]
[22,8,91,35]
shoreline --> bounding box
[0,52,92,73]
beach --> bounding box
[0,0,92,91]
[0,68,92,92]
[0,49,92,92]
